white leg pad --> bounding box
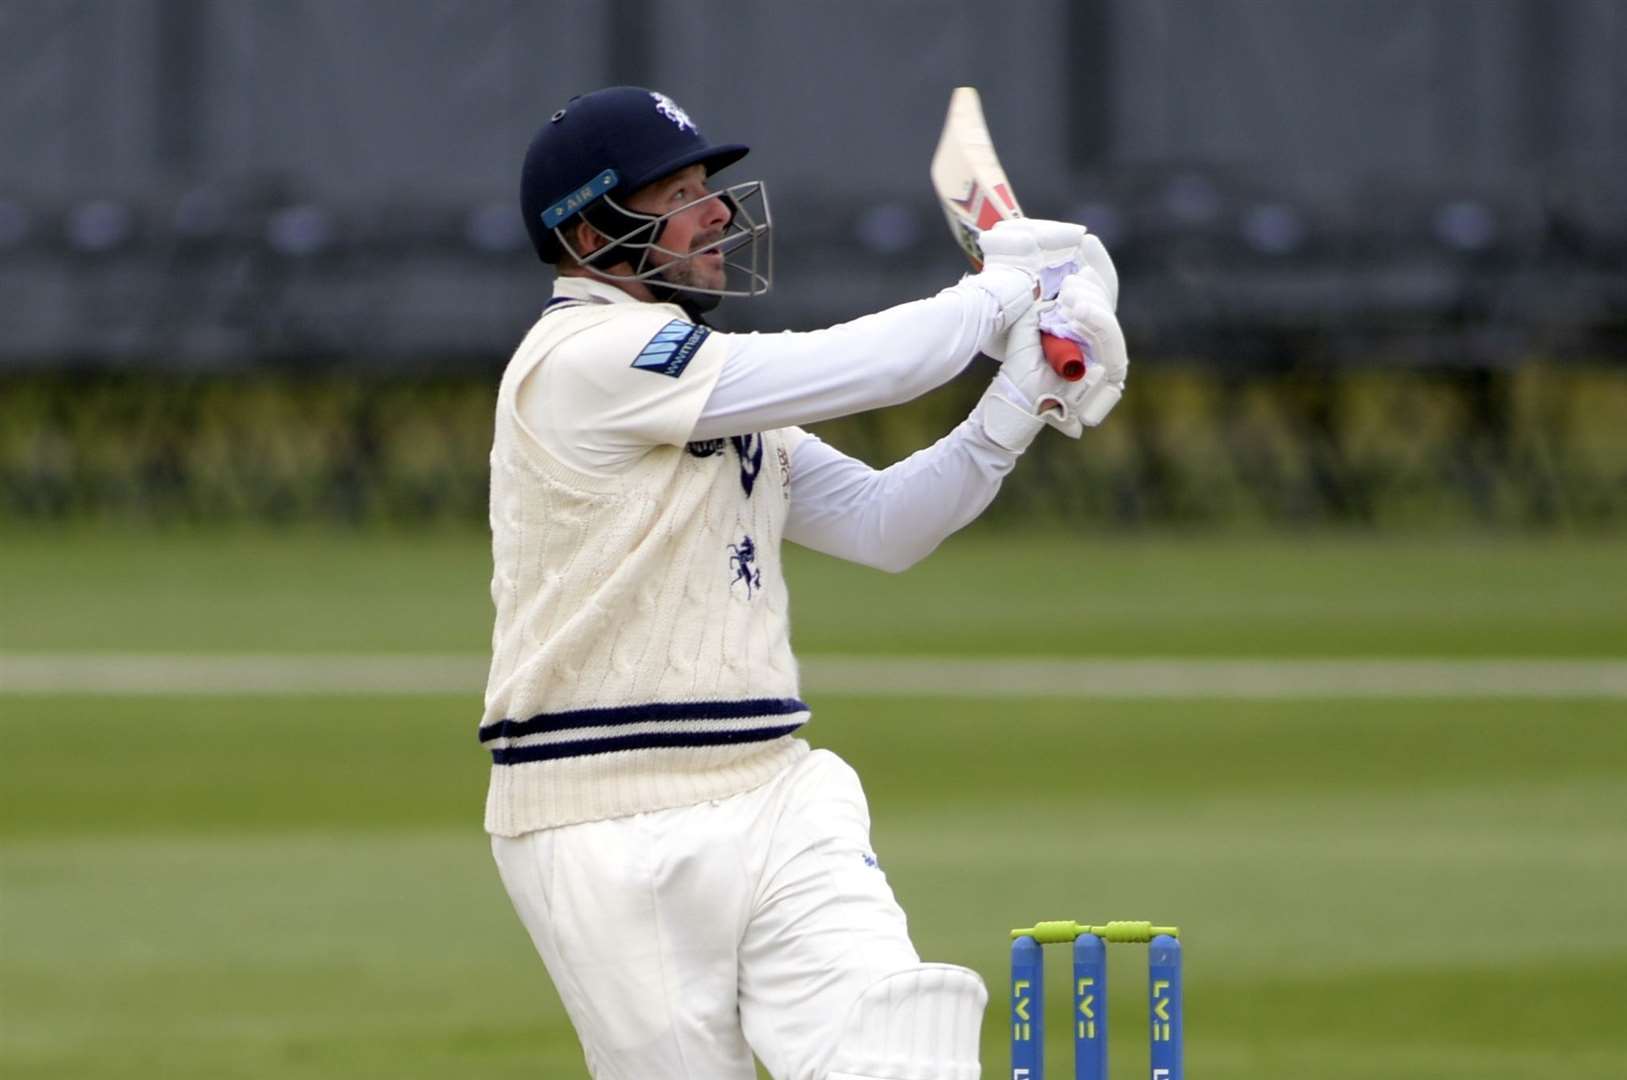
[824,963,987,1080]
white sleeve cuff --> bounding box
[973,374,1046,453]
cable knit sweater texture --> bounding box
[481,292,809,836]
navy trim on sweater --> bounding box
[479,697,810,743]
[488,722,805,765]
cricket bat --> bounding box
[931,86,1086,381]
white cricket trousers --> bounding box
[490,748,921,1079]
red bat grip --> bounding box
[1042,332,1087,381]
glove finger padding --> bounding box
[1026,272,1131,431]
[1078,378,1124,427]
[979,219,1087,262]
[1078,234,1120,310]
[1054,274,1129,384]
[979,218,1088,299]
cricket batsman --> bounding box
[482,86,1129,1079]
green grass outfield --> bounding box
[4,527,1626,1078]
[4,527,1626,656]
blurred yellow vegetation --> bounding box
[3,365,1623,528]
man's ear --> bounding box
[572,219,604,260]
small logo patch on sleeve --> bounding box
[631,319,711,378]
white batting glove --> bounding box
[979,265,1130,445]
[1077,234,1119,308]
[1046,267,1129,431]
[979,218,1089,300]
[974,308,1051,452]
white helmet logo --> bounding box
[650,92,695,133]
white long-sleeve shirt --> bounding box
[522,270,1036,573]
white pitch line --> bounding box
[2,653,1626,699]
[819,656,1627,699]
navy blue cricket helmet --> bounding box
[521,87,750,265]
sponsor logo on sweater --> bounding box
[631,319,710,378]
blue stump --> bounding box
[1011,935,1045,1079]
[1148,934,1183,1080]
[1072,933,1107,1080]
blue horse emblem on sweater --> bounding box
[728,535,763,597]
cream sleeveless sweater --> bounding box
[481,284,808,835]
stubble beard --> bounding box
[656,233,727,294]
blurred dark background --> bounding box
[2,0,1624,527]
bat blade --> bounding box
[930,86,1085,381]
[930,87,1023,268]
